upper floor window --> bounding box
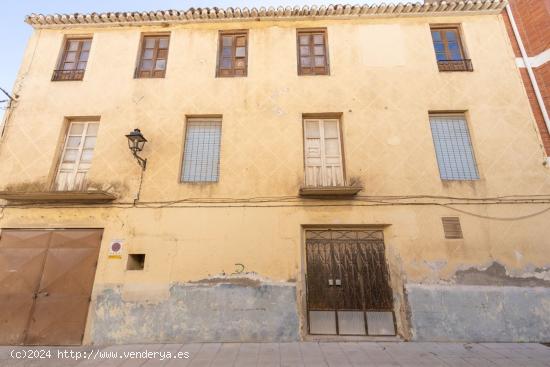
[297,29,329,75]
[430,26,472,72]
[429,114,479,180]
[181,118,222,182]
[217,31,248,77]
[135,34,170,78]
[52,37,92,81]
[303,117,343,187]
[55,119,99,191]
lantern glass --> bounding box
[125,129,147,153]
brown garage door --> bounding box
[0,229,102,345]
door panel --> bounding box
[305,240,334,310]
[0,248,48,344]
[305,229,395,336]
[25,230,101,345]
[0,230,51,345]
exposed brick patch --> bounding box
[519,68,550,155]
[507,0,550,56]
[503,0,550,156]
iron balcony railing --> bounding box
[437,59,473,72]
[51,69,86,81]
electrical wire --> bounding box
[1,195,550,221]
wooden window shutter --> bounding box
[303,119,343,187]
[55,121,99,191]
[442,217,463,239]
[304,120,323,187]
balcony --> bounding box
[0,190,116,204]
[299,185,363,197]
[437,59,473,72]
[51,69,85,81]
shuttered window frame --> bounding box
[180,117,223,183]
[135,33,171,79]
[52,37,93,81]
[53,118,100,191]
[429,113,480,181]
[216,30,249,77]
[302,116,345,187]
[296,28,330,76]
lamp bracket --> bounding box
[132,152,147,170]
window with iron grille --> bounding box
[430,26,472,72]
[181,119,222,182]
[441,217,463,239]
[297,29,329,75]
[52,38,92,81]
[217,31,248,77]
[429,114,479,180]
[136,34,170,78]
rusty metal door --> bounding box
[305,229,395,336]
[0,229,101,345]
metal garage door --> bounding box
[0,229,102,345]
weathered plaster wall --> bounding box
[91,280,299,344]
[1,13,550,343]
[1,204,549,343]
[1,15,548,201]
[407,284,550,342]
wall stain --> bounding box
[455,262,550,287]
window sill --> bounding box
[0,190,116,203]
[299,186,363,197]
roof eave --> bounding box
[24,0,508,29]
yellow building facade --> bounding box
[1,0,549,345]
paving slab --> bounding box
[0,342,548,367]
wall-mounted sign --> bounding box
[108,239,124,259]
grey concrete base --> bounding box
[407,284,550,342]
[91,282,299,344]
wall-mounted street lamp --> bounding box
[125,128,148,170]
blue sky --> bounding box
[0,0,382,102]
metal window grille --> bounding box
[441,217,463,239]
[429,115,479,180]
[181,119,222,182]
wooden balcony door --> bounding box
[55,121,98,191]
[303,118,344,187]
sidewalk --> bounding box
[1,342,549,367]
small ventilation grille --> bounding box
[442,217,463,239]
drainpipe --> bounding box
[505,4,550,164]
